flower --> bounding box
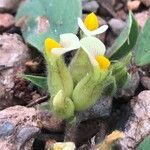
[78,12,108,36]
[53,142,76,150]
[80,36,110,70]
[44,33,80,56]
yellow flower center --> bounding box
[96,55,110,70]
[44,38,62,53]
[84,12,99,31]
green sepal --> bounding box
[69,49,92,84]
[102,75,117,96]
[52,90,75,119]
[47,56,73,98]
[111,62,128,88]
[72,67,108,111]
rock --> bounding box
[141,0,150,7]
[0,106,63,149]
[77,96,112,122]
[118,91,150,150]
[0,33,29,110]
[116,71,140,101]
[0,13,15,32]
[0,0,21,13]
[82,0,99,13]
[135,11,149,28]
[108,18,126,36]
[127,0,141,11]
[65,119,107,147]
[141,77,150,90]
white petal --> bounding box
[78,18,91,36]
[89,25,108,36]
[52,33,80,55]
[80,36,106,66]
[52,47,74,55]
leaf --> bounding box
[135,16,150,66]
[107,11,139,60]
[137,136,150,150]
[23,75,47,90]
[16,0,82,52]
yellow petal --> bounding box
[44,38,61,53]
[96,55,110,70]
[84,12,99,31]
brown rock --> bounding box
[135,11,149,28]
[0,33,29,109]
[0,0,21,13]
[0,13,14,32]
[141,0,150,7]
[127,0,141,11]
[0,106,63,149]
[119,90,150,150]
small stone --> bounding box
[108,18,126,35]
[0,13,14,32]
[141,0,150,7]
[119,90,150,150]
[0,122,14,138]
[16,127,40,149]
[127,0,141,11]
[0,33,29,110]
[82,0,99,12]
[141,77,150,90]
[135,11,149,28]
[0,0,21,13]
[0,106,63,149]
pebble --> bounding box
[0,122,14,138]
[108,18,126,35]
[127,0,141,11]
[0,13,15,32]
[0,34,29,110]
[141,0,150,7]
[82,0,99,12]
[0,0,21,13]
[119,90,150,150]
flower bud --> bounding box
[53,90,74,119]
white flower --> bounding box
[80,36,110,70]
[44,33,80,56]
[78,12,108,36]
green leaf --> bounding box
[16,0,82,52]
[23,75,47,90]
[137,136,150,150]
[107,11,139,60]
[135,16,150,66]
